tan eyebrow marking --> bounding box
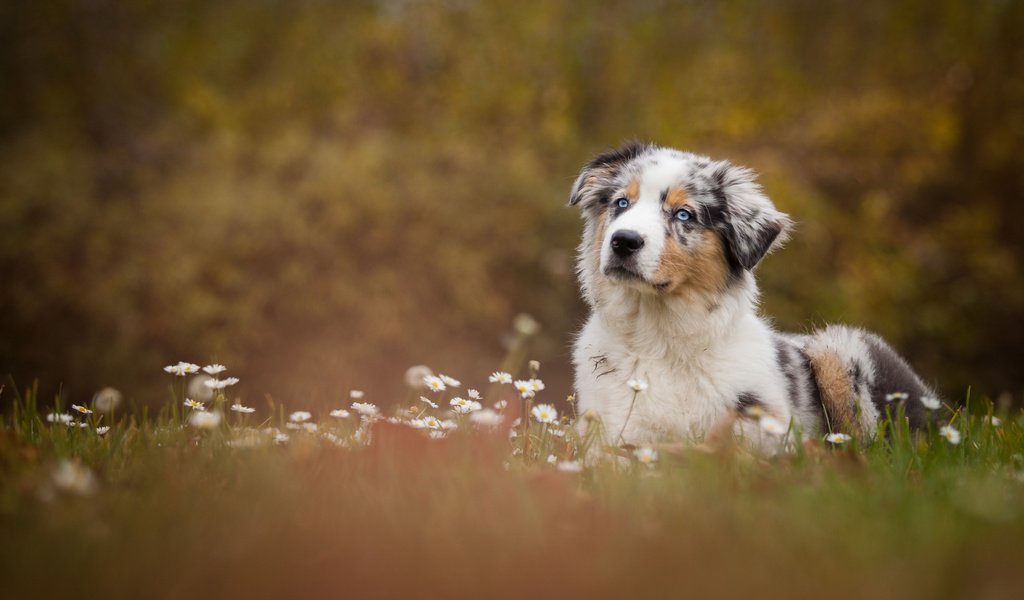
[625,179,640,200]
[664,187,689,210]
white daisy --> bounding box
[321,432,344,445]
[273,432,290,444]
[52,460,97,496]
[92,387,122,412]
[824,432,852,445]
[741,404,766,418]
[231,404,256,414]
[634,447,658,465]
[350,390,365,399]
[95,426,111,435]
[885,392,910,402]
[302,423,318,433]
[407,418,428,429]
[514,313,541,336]
[71,404,93,415]
[920,396,941,410]
[548,427,566,438]
[164,362,197,376]
[759,416,788,436]
[489,371,513,384]
[531,403,558,424]
[450,398,483,414]
[422,416,442,430]
[46,413,73,425]
[166,362,200,376]
[188,376,216,401]
[424,375,446,393]
[289,411,312,423]
[939,425,961,445]
[467,389,482,400]
[439,419,458,430]
[494,400,508,410]
[183,398,205,411]
[329,409,350,419]
[419,396,439,409]
[514,380,535,399]
[469,409,503,426]
[202,364,227,375]
[627,379,649,393]
[351,402,379,417]
[204,376,240,390]
[547,454,558,464]
[984,415,1002,427]
[439,374,461,388]
[189,410,221,429]
[404,365,434,389]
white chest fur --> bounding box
[572,285,795,445]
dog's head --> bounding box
[569,143,791,304]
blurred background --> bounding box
[1,0,1021,409]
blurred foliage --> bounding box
[0,0,1022,406]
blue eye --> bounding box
[616,198,629,209]
[674,209,692,222]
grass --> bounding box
[1,371,1023,600]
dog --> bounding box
[569,143,939,449]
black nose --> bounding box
[610,230,645,257]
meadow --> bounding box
[2,358,1022,599]
[2,2,1023,598]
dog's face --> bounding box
[569,144,792,302]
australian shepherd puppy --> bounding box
[569,143,939,449]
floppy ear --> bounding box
[711,162,793,271]
[568,142,651,209]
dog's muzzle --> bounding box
[604,229,648,283]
